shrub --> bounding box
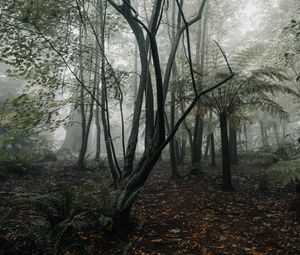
[265,158,300,186]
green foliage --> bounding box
[253,152,280,166]
[266,158,300,186]
[0,0,76,138]
[0,135,56,171]
[0,181,120,254]
[31,189,74,227]
[239,147,280,166]
[31,188,88,254]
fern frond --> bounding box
[244,96,289,119]
[241,78,300,98]
[266,158,300,186]
[250,66,289,81]
[230,44,266,69]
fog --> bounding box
[0,0,300,254]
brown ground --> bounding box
[0,161,299,255]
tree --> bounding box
[0,0,234,226]
[96,0,234,225]
[0,0,78,144]
[204,63,299,190]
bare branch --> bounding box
[214,40,233,74]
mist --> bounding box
[0,0,300,254]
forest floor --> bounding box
[0,160,300,255]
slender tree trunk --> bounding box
[260,121,266,147]
[101,70,119,185]
[229,127,238,165]
[78,69,97,168]
[94,0,102,162]
[243,124,248,151]
[169,0,180,179]
[133,42,139,100]
[144,52,154,147]
[210,132,216,166]
[204,135,210,160]
[238,128,242,151]
[95,105,101,162]
[273,122,280,145]
[179,138,186,165]
[190,0,207,175]
[264,129,269,147]
[97,0,120,184]
[77,23,87,168]
[196,118,204,171]
[220,112,233,191]
[170,89,180,178]
[191,116,203,175]
[282,120,286,143]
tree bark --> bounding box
[94,0,103,162]
[220,112,233,191]
[229,127,238,165]
[210,132,216,166]
[243,124,248,151]
[77,22,87,169]
[170,89,180,178]
[191,116,203,175]
[168,0,180,179]
[204,135,210,160]
[103,0,233,226]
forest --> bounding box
[0,0,300,254]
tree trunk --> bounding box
[260,121,267,147]
[170,88,180,178]
[190,117,203,175]
[220,112,233,191]
[168,1,181,179]
[273,122,280,145]
[60,110,82,155]
[204,135,210,160]
[210,132,216,167]
[229,127,238,165]
[94,0,102,163]
[178,138,186,165]
[104,0,212,225]
[77,22,87,169]
[244,124,248,152]
[95,108,101,162]
[282,120,286,143]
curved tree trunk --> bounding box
[103,0,224,227]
